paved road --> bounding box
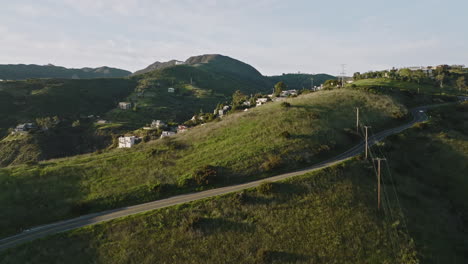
[0,106,430,251]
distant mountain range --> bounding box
[0,64,131,80]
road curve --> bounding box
[0,106,431,251]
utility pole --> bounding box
[340,64,347,88]
[374,158,387,210]
[356,107,360,134]
[364,126,371,159]
[311,77,314,90]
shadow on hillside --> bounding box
[258,250,311,263]
[193,217,256,235]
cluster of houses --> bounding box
[118,87,311,148]
[119,120,189,148]
[11,123,35,134]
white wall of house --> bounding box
[118,136,135,148]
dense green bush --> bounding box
[193,165,218,186]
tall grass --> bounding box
[0,161,418,264]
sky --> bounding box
[1,0,467,76]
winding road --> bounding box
[0,106,431,251]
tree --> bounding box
[436,73,446,89]
[36,116,59,131]
[456,76,466,92]
[353,72,361,80]
[232,90,247,110]
[274,81,287,96]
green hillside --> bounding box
[0,64,131,80]
[0,55,275,164]
[2,103,466,263]
[0,89,407,238]
[0,78,137,136]
[268,73,336,90]
[106,55,273,124]
[0,120,130,167]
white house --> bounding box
[151,120,166,129]
[256,98,268,106]
[177,125,188,133]
[160,131,176,138]
[168,87,175,93]
[96,119,110,124]
[119,102,132,110]
[13,123,35,134]
[118,136,135,148]
[280,90,298,97]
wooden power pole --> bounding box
[364,126,371,159]
[374,158,386,210]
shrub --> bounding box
[230,191,247,205]
[193,165,218,186]
[280,102,291,108]
[257,182,274,195]
[70,201,91,215]
[309,112,320,119]
[260,155,282,172]
[280,131,291,139]
[412,122,428,130]
[177,174,195,188]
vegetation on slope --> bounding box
[267,73,336,90]
[108,61,270,125]
[0,64,131,80]
[0,89,407,238]
[2,103,466,263]
[380,102,468,263]
[0,78,137,137]
[349,78,460,95]
[0,161,418,264]
[0,119,130,167]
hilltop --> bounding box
[0,64,131,80]
[106,54,273,125]
[132,60,185,75]
[268,73,336,90]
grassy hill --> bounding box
[0,78,137,136]
[2,103,466,263]
[0,89,408,238]
[267,73,336,90]
[349,78,461,96]
[106,55,273,125]
[0,55,277,167]
[0,120,131,167]
[0,64,131,80]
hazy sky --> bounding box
[1,0,467,75]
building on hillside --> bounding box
[177,125,188,133]
[96,119,110,124]
[280,90,298,97]
[151,120,166,129]
[160,131,176,138]
[242,101,251,107]
[13,123,35,134]
[168,87,175,93]
[118,136,135,148]
[218,109,227,117]
[256,98,269,106]
[119,102,132,110]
